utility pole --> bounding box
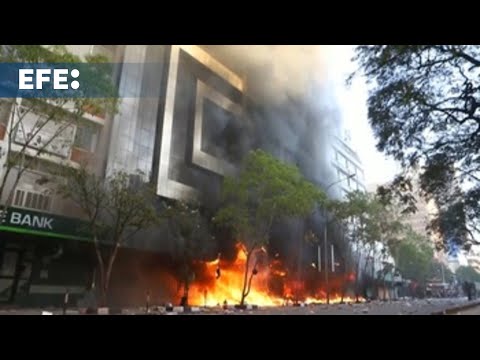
[323,173,356,305]
[441,262,446,284]
[324,207,329,304]
[317,244,321,273]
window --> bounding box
[13,189,24,207]
[74,124,98,152]
[14,189,52,211]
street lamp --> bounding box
[322,173,355,305]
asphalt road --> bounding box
[200,298,471,315]
[0,298,474,315]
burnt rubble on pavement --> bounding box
[0,298,472,315]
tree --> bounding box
[456,266,480,283]
[392,227,435,287]
[164,200,215,307]
[330,190,405,300]
[214,149,325,306]
[370,193,405,299]
[56,165,160,306]
[428,260,454,284]
[352,45,480,249]
[0,45,117,213]
[329,191,371,300]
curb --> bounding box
[78,306,203,315]
[165,306,201,313]
[32,303,262,315]
[233,304,259,310]
[79,307,123,315]
[431,300,480,315]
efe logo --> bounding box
[19,68,80,90]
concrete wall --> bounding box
[0,165,86,220]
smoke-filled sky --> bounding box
[324,45,400,186]
[203,45,400,187]
[202,45,329,104]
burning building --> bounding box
[0,45,363,307]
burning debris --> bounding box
[105,46,363,309]
[215,253,222,279]
[156,242,363,307]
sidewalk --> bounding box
[0,298,474,315]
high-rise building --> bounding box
[0,45,354,306]
[368,174,439,241]
[329,132,395,293]
[331,133,366,199]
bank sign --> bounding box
[0,207,91,241]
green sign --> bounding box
[0,206,91,241]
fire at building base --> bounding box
[0,45,370,308]
[157,243,362,308]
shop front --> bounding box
[0,206,93,306]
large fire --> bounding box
[177,243,361,307]
[187,244,283,307]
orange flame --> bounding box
[183,243,363,307]
[188,243,283,306]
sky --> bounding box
[323,46,480,262]
[324,45,401,187]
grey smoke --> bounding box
[125,46,347,255]
[104,46,353,305]
[201,45,329,104]
[202,45,349,263]
[202,45,343,188]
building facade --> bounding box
[0,45,357,306]
[331,133,366,199]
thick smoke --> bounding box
[202,46,348,272]
[201,46,330,104]
[102,46,353,306]
[202,45,343,188]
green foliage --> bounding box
[215,149,326,252]
[57,166,160,244]
[392,227,436,284]
[429,260,455,283]
[0,45,118,212]
[103,171,159,239]
[164,200,215,302]
[332,188,451,285]
[214,149,326,305]
[0,45,118,117]
[56,164,105,228]
[0,45,77,63]
[330,190,404,251]
[56,165,160,304]
[456,266,480,283]
[164,200,214,262]
[352,45,480,248]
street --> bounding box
[452,304,480,315]
[196,298,474,315]
[0,298,475,315]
